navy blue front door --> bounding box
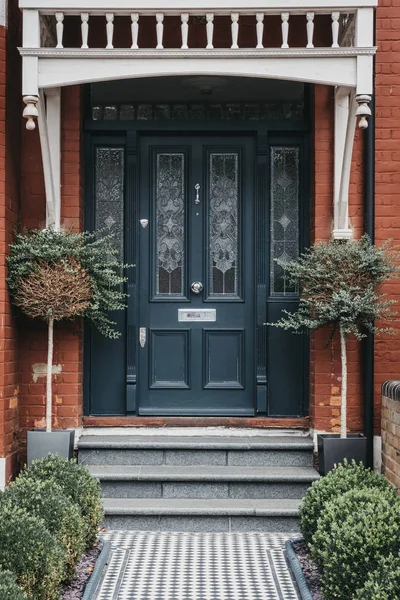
[137,135,255,415]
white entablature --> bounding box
[19,0,377,238]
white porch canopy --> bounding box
[18,0,377,237]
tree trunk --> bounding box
[46,317,54,433]
[340,324,347,439]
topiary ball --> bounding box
[0,505,66,600]
[20,454,103,547]
[299,460,393,544]
[1,477,86,579]
[310,487,400,600]
[0,570,28,600]
[354,553,400,600]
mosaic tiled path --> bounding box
[94,531,301,600]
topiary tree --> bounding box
[268,236,399,438]
[6,228,131,432]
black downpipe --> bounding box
[363,92,375,469]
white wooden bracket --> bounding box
[333,87,357,240]
[35,89,61,230]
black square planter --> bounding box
[317,433,368,476]
[27,430,75,464]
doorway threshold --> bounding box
[82,416,310,433]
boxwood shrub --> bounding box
[354,553,400,600]
[20,454,103,546]
[299,460,393,544]
[310,487,400,600]
[0,477,86,578]
[0,571,28,600]
[0,504,66,600]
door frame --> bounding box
[83,103,311,418]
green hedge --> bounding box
[311,487,400,600]
[20,454,103,546]
[299,460,393,544]
[354,554,400,600]
[0,505,66,600]
[1,477,86,579]
[0,571,28,600]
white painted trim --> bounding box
[20,46,377,58]
[374,435,382,473]
[27,55,359,90]
[0,458,5,491]
[0,0,7,27]
[19,0,378,12]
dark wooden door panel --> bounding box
[138,135,255,416]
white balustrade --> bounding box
[332,12,340,48]
[181,13,189,49]
[131,13,139,49]
[105,13,114,49]
[156,13,164,49]
[55,12,64,48]
[256,13,264,49]
[306,12,314,48]
[44,9,364,52]
[206,13,214,49]
[81,13,89,49]
[281,12,289,49]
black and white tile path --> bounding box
[94,532,301,600]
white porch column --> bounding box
[333,87,356,240]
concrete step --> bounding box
[89,465,319,499]
[78,435,314,467]
[102,497,301,533]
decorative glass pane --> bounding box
[209,153,239,297]
[90,102,304,122]
[270,147,300,296]
[95,148,124,258]
[156,153,185,297]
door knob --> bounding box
[191,281,203,294]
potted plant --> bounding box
[7,228,130,463]
[268,235,398,475]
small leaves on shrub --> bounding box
[7,228,132,338]
[354,553,400,600]
[0,505,66,600]
[310,487,400,600]
[0,571,28,600]
[0,477,86,579]
[267,235,399,339]
[21,454,104,547]
[299,460,393,544]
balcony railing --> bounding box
[40,11,355,51]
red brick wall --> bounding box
[0,0,22,483]
[374,1,400,435]
[310,86,365,434]
[19,85,84,444]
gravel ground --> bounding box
[62,540,103,600]
[292,540,323,600]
